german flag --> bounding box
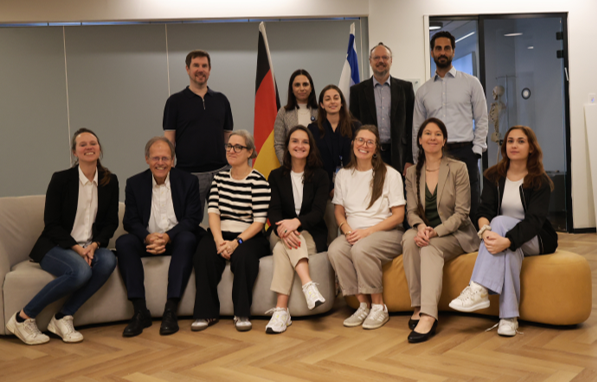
[253,22,280,180]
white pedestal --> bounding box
[584,103,597,228]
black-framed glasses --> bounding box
[225,144,248,153]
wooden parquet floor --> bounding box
[1,233,596,382]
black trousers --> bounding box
[447,144,480,229]
[193,230,269,319]
[115,231,196,300]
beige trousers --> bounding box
[269,231,317,295]
[327,229,403,296]
[401,228,465,319]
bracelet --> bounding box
[477,225,492,239]
[338,222,346,230]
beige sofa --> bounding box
[0,195,335,334]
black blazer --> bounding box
[268,167,329,253]
[477,174,557,254]
[308,119,361,191]
[349,76,415,171]
[29,166,120,262]
[123,167,201,243]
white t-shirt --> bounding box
[501,177,525,220]
[291,171,304,216]
[297,103,311,127]
[332,165,406,230]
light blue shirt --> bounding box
[373,76,392,143]
[412,67,488,160]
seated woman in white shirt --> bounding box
[449,125,558,337]
[328,124,406,330]
[7,128,119,345]
[265,125,330,334]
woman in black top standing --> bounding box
[308,84,360,243]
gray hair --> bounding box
[145,136,175,159]
[229,130,257,159]
[369,42,393,58]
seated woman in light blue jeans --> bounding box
[6,128,119,345]
[449,126,558,337]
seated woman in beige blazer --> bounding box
[402,117,480,343]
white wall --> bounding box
[2,0,595,229]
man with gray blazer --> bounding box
[350,43,415,174]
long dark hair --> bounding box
[315,84,354,140]
[282,125,322,183]
[71,128,112,186]
[283,69,317,111]
[346,125,387,209]
[414,118,448,225]
[485,125,553,190]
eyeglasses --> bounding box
[225,144,248,153]
[149,156,172,163]
[355,137,376,147]
[371,55,391,61]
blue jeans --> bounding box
[23,246,117,318]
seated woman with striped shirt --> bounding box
[192,130,271,332]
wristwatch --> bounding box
[236,237,244,245]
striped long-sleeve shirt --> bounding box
[207,169,271,233]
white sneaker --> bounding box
[343,303,370,327]
[449,283,490,312]
[233,316,252,332]
[191,318,218,332]
[362,304,389,330]
[6,312,50,345]
[265,307,292,334]
[497,318,520,337]
[47,315,83,343]
[302,281,325,310]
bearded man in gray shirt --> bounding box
[413,31,488,228]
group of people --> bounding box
[6,31,557,346]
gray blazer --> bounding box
[404,156,480,253]
[273,106,318,163]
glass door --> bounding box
[480,15,570,231]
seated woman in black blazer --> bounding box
[266,125,330,334]
[308,84,361,244]
[7,128,119,345]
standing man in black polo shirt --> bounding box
[163,50,233,211]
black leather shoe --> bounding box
[408,318,420,330]
[160,309,179,335]
[407,319,438,343]
[123,309,152,337]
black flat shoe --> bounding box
[407,320,438,343]
[408,318,419,330]
[123,309,152,337]
[160,309,179,335]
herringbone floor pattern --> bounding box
[1,233,596,381]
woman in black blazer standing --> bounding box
[6,128,119,345]
[308,84,361,244]
[265,125,330,334]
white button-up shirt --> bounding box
[147,173,178,234]
[71,166,98,246]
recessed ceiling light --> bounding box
[527,46,534,49]
[429,25,442,30]
[455,32,475,43]
[504,32,523,37]
[429,21,443,30]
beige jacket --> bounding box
[404,156,480,253]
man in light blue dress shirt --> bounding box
[412,31,488,228]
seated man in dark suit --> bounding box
[116,137,201,337]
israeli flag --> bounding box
[338,23,360,107]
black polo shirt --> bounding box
[163,86,233,173]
